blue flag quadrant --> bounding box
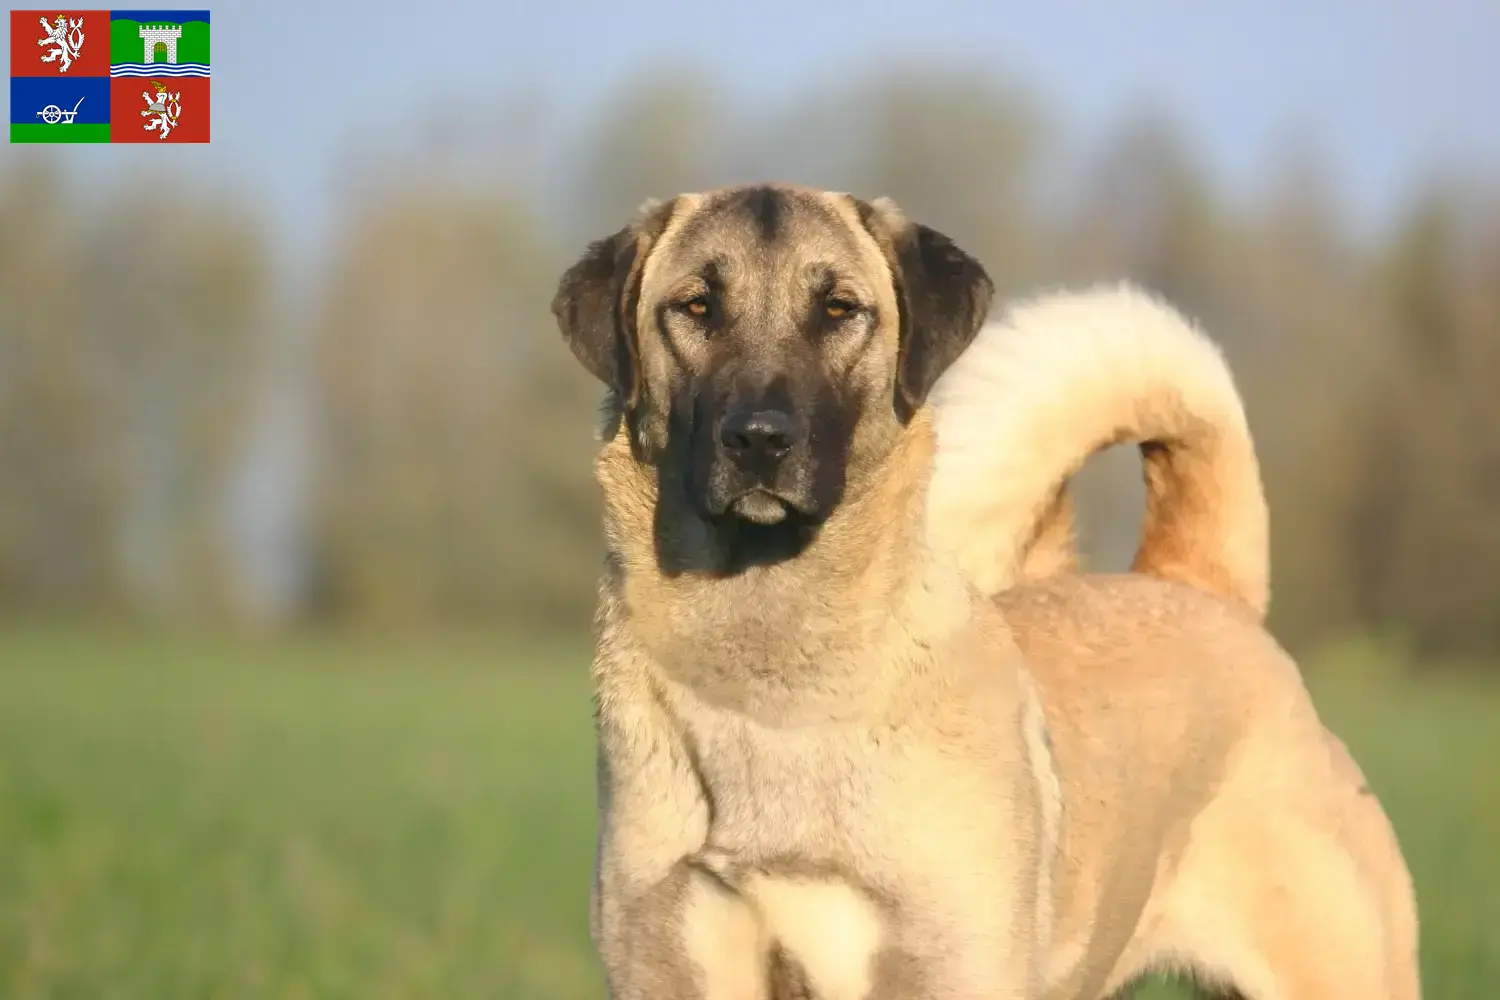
[11,75,112,126]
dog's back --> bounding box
[995,572,1420,998]
[927,287,1420,997]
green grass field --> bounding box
[0,626,1495,998]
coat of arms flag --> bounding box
[10,8,209,142]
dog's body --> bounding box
[553,184,1419,999]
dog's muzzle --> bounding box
[700,402,816,525]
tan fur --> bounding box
[554,183,1420,999]
[741,874,886,1000]
[682,873,771,1000]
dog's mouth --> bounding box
[685,454,835,569]
[729,488,794,525]
[705,491,823,569]
[710,484,829,528]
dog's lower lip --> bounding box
[731,489,792,525]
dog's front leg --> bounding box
[867,750,1051,1000]
[597,858,769,1000]
[895,942,1038,1000]
[592,702,767,999]
[870,879,1042,1000]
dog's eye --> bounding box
[680,297,711,318]
[825,299,858,320]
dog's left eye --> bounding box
[825,299,859,320]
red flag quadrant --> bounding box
[110,75,208,142]
[10,10,111,78]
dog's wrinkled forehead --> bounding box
[638,185,896,330]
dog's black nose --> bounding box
[719,409,797,467]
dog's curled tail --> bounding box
[926,283,1269,620]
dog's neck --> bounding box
[592,410,973,725]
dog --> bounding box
[551,182,1420,999]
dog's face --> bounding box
[553,183,992,540]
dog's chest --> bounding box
[679,711,892,1000]
[680,704,874,862]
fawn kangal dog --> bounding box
[550,182,1420,1000]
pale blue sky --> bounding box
[8,1,1500,612]
[7,0,1500,257]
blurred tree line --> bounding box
[2,65,1498,660]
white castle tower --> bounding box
[139,24,182,65]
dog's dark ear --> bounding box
[552,198,678,402]
[857,196,994,423]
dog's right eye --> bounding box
[678,297,711,319]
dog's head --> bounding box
[553,183,992,551]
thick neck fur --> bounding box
[593,409,972,726]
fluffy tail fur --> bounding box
[925,283,1270,619]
